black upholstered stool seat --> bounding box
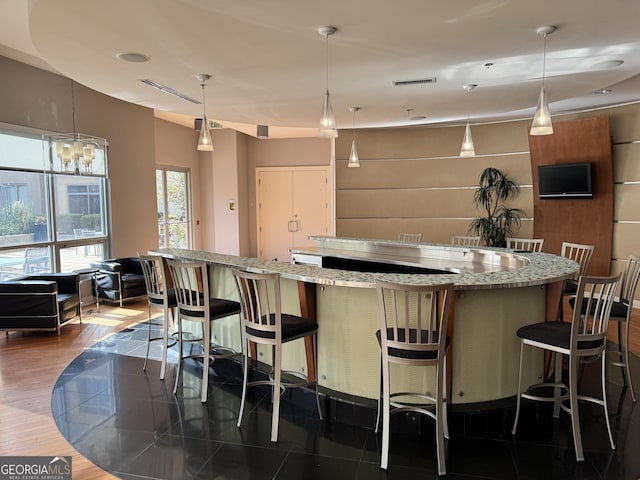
[516,321,603,350]
[246,313,317,340]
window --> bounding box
[67,184,102,214]
[0,183,28,208]
[0,129,109,274]
[156,168,191,249]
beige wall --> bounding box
[335,121,535,243]
[211,129,242,255]
[334,104,640,291]
[154,118,204,249]
[0,54,331,260]
[245,136,333,256]
[0,56,158,258]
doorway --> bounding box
[256,166,332,262]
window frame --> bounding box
[156,166,192,249]
[0,127,110,273]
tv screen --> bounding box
[537,162,593,199]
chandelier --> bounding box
[51,134,100,174]
[49,82,106,174]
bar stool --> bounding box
[451,235,480,246]
[397,232,422,242]
[561,242,595,288]
[559,242,594,319]
[608,255,640,402]
[506,237,545,252]
[571,255,640,402]
[232,269,323,442]
[166,259,241,403]
[374,280,454,476]
[139,254,177,380]
[512,274,620,462]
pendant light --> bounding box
[318,26,338,138]
[348,107,360,167]
[196,73,214,151]
[530,25,556,136]
[460,84,477,157]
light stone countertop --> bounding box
[152,237,579,290]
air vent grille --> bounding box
[392,77,437,87]
[139,79,200,104]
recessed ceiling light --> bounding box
[117,52,151,63]
[594,88,612,94]
[406,109,426,121]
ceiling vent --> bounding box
[139,79,201,104]
[392,77,437,87]
[194,118,223,130]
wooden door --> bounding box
[257,167,331,262]
[292,169,330,249]
[257,169,293,261]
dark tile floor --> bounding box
[52,322,640,479]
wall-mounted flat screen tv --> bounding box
[538,162,593,199]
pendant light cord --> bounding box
[325,34,330,94]
[352,109,356,140]
[467,92,470,124]
[201,81,207,119]
[71,82,77,134]
[542,33,548,89]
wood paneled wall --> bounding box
[529,116,613,275]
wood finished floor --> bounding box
[0,301,149,479]
[0,299,638,479]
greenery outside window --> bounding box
[156,167,191,249]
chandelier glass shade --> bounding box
[50,133,106,175]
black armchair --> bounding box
[0,272,80,335]
[92,257,147,306]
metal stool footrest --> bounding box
[522,381,570,403]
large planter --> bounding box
[33,223,48,242]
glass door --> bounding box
[156,168,191,249]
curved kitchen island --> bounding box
[153,236,578,406]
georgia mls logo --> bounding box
[0,456,72,480]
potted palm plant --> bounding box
[469,167,524,247]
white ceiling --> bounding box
[1,0,640,138]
